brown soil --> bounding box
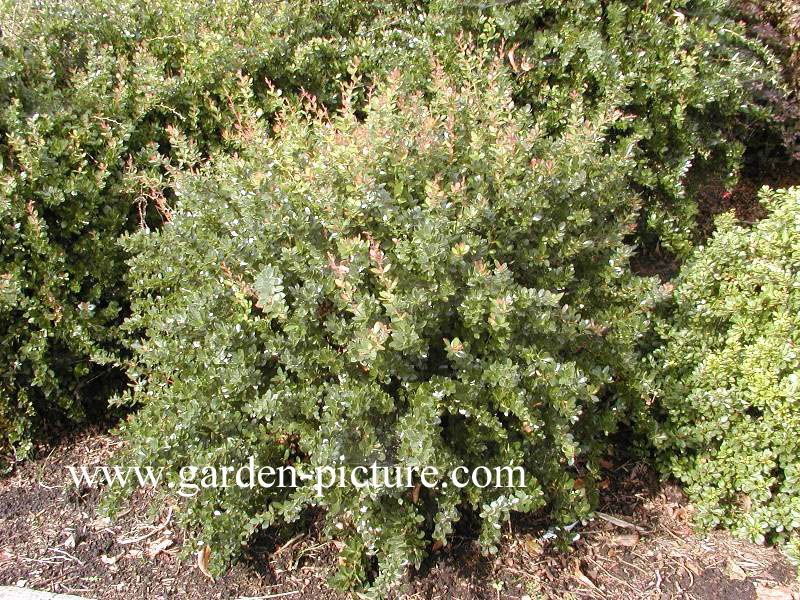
[1,427,798,600]
[631,163,800,282]
[694,168,800,242]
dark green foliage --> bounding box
[641,186,800,566]
[112,50,658,596]
[0,0,776,458]
[406,0,775,255]
[0,0,397,457]
[0,0,791,588]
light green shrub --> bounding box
[642,186,800,564]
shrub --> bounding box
[641,186,800,564]
[404,0,776,256]
[109,50,658,596]
[0,0,396,458]
[0,0,778,460]
[739,0,800,161]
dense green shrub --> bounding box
[0,0,397,458]
[405,0,776,256]
[110,50,659,595]
[0,0,778,459]
[641,186,800,564]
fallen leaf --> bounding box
[724,558,747,581]
[431,539,444,552]
[522,537,543,557]
[684,559,702,576]
[197,545,213,580]
[673,506,689,522]
[331,540,346,552]
[100,553,121,565]
[755,585,794,600]
[610,532,639,547]
[64,533,76,549]
[90,516,113,529]
[147,538,173,558]
[0,550,12,562]
[573,565,597,589]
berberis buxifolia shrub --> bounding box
[641,186,800,566]
[0,0,777,459]
[409,0,776,256]
[110,50,658,595]
[0,0,395,458]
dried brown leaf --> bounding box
[411,482,421,504]
[684,559,702,576]
[755,585,795,600]
[573,565,597,589]
[522,536,543,557]
[508,47,518,72]
[147,538,174,558]
[610,532,639,547]
[197,545,213,580]
[724,558,748,581]
[100,553,121,565]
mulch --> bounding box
[1,426,798,600]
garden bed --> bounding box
[1,427,797,600]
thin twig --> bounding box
[273,533,305,556]
[48,547,84,565]
[118,506,172,545]
[595,511,648,533]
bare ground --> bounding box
[0,426,798,600]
